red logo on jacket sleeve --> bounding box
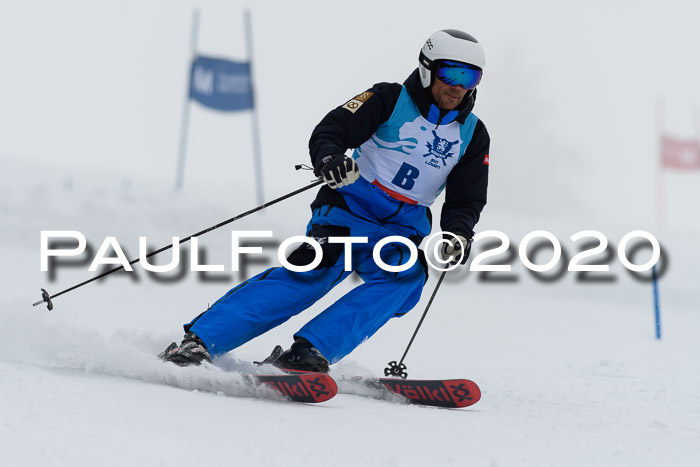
[483,154,490,165]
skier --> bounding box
[159,29,490,372]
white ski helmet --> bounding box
[418,29,486,88]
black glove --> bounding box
[440,231,473,266]
[316,154,360,189]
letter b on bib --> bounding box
[391,163,420,190]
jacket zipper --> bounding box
[435,111,445,129]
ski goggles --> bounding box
[436,60,482,89]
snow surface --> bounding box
[2,1,700,466]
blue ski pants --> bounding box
[185,179,430,363]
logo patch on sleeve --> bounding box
[342,91,374,113]
[483,154,490,165]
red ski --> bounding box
[253,373,337,403]
[339,377,481,408]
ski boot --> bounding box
[158,332,212,366]
[256,338,330,373]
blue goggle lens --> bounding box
[436,60,482,89]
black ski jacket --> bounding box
[308,68,489,237]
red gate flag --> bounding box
[661,136,700,169]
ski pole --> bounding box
[32,178,324,311]
[384,269,447,379]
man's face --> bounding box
[430,78,468,110]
